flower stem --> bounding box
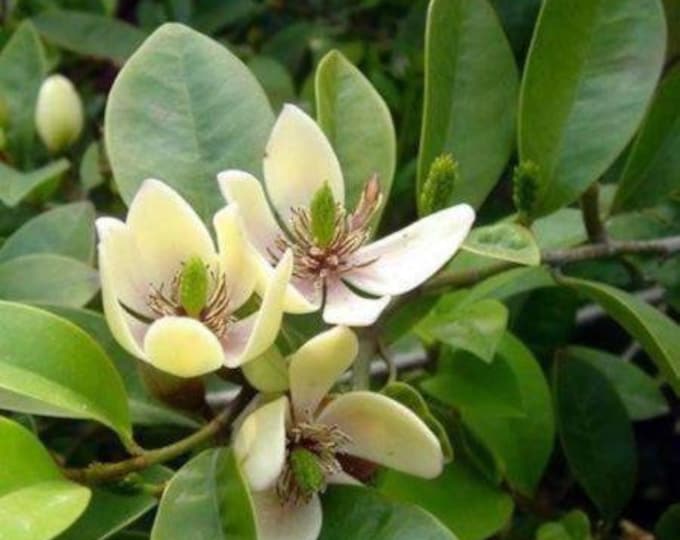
[580,183,608,244]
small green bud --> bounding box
[290,447,325,497]
[512,160,540,224]
[35,74,84,154]
[420,154,458,216]
[310,182,337,247]
[179,257,210,318]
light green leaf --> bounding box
[247,55,295,112]
[0,417,91,540]
[554,353,636,519]
[106,23,274,222]
[537,510,592,540]
[316,49,396,220]
[321,485,457,540]
[151,448,257,540]
[463,266,554,306]
[0,202,95,263]
[519,0,666,218]
[532,208,587,250]
[80,141,105,191]
[612,66,680,213]
[0,159,70,207]
[558,275,680,395]
[0,302,133,446]
[462,223,541,266]
[566,346,669,421]
[418,0,518,209]
[379,462,512,540]
[33,9,146,65]
[0,254,98,307]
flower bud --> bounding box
[420,154,458,216]
[35,74,84,154]
[512,160,540,224]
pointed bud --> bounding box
[179,257,210,318]
[35,74,84,154]
[290,447,326,498]
[310,182,337,247]
[512,161,540,224]
[420,154,458,216]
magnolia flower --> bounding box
[96,179,293,378]
[234,326,443,540]
[218,104,475,326]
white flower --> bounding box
[234,326,444,540]
[96,179,293,378]
[218,104,475,326]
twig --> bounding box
[376,337,397,385]
[580,183,609,244]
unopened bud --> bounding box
[290,447,325,498]
[512,161,540,224]
[310,182,337,248]
[420,154,458,216]
[179,257,209,318]
[35,74,84,154]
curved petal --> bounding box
[234,396,289,492]
[289,326,358,421]
[255,254,320,315]
[142,316,224,377]
[322,278,390,327]
[213,204,256,310]
[317,391,443,479]
[327,471,361,486]
[222,250,293,368]
[127,179,216,286]
[251,490,322,540]
[263,104,344,222]
[345,204,475,296]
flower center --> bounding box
[276,421,351,505]
[268,175,382,284]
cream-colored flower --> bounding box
[96,179,292,378]
[218,104,475,326]
[234,326,443,540]
[35,74,84,154]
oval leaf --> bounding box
[462,223,540,266]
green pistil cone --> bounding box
[290,447,325,497]
[179,257,209,318]
[512,160,540,224]
[310,182,337,247]
[420,154,458,216]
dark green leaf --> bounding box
[656,503,680,540]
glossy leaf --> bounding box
[320,485,457,540]
[316,50,396,219]
[463,266,554,305]
[554,354,636,519]
[418,0,518,209]
[151,448,257,540]
[519,0,666,217]
[106,23,274,221]
[462,223,540,266]
[0,159,70,206]
[0,417,91,540]
[0,302,133,446]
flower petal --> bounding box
[143,316,224,377]
[317,391,444,479]
[213,204,256,310]
[322,278,390,327]
[233,396,289,491]
[126,179,216,286]
[289,326,358,420]
[346,204,475,295]
[222,250,293,368]
[263,104,344,222]
[251,490,322,540]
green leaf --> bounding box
[320,485,457,540]
[0,417,91,539]
[379,462,512,540]
[0,159,71,207]
[0,254,98,307]
[462,223,541,266]
[533,208,588,250]
[0,302,133,446]
[247,55,295,112]
[79,141,105,191]
[32,9,147,65]
[0,21,47,165]
[418,0,518,209]
[60,466,173,540]
[106,23,274,222]
[0,202,95,263]
[463,266,554,306]
[422,347,524,417]
[656,503,680,540]
[553,353,636,519]
[151,448,257,540]
[462,333,555,495]
[537,510,592,540]
[519,0,666,217]
[612,65,680,213]
[566,346,669,421]
[316,49,396,219]
[558,275,680,395]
